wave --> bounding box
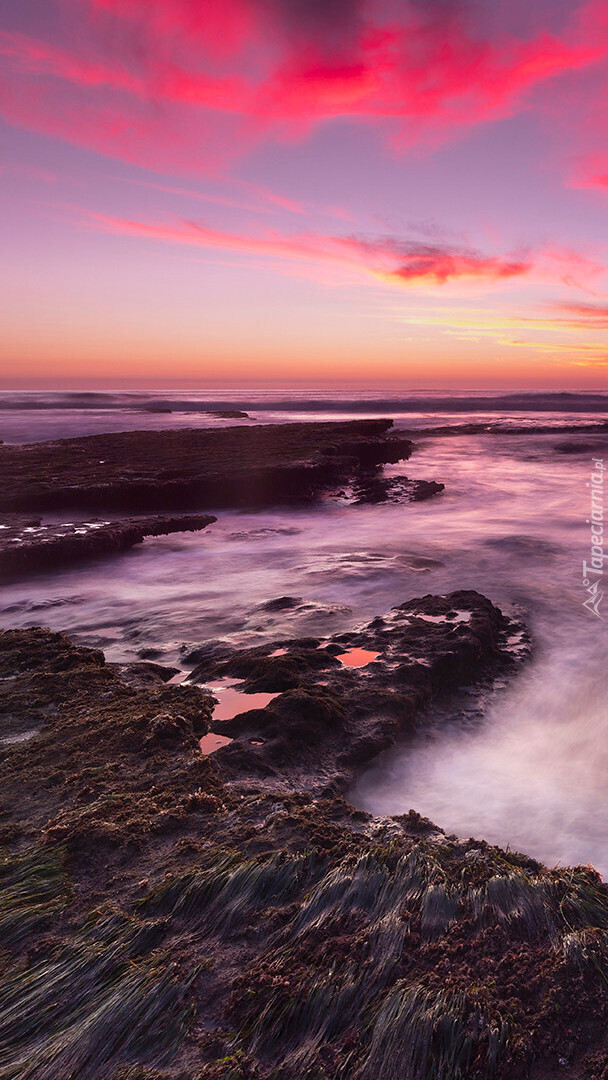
[1,390,608,413]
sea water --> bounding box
[1,389,607,871]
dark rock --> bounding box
[0,626,106,678]
[352,472,444,504]
[201,646,342,692]
[0,627,216,840]
[259,596,302,611]
[0,513,216,578]
[320,642,344,656]
[209,410,250,419]
[322,435,413,467]
[180,640,234,667]
[192,589,528,791]
[137,647,164,660]
[400,420,608,437]
[146,713,199,750]
[410,479,445,500]
[0,420,412,514]
[266,685,346,743]
[114,662,181,688]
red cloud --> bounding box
[389,251,529,284]
[0,1,606,174]
[571,154,608,190]
[84,210,532,286]
[552,301,608,327]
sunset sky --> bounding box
[2,0,608,387]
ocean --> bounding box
[1,388,607,872]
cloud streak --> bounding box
[81,209,607,296]
[552,300,608,327]
[83,210,540,288]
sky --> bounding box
[1,0,608,388]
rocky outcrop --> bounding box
[187,590,529,792]
[209,409,250,418]
[0,513,216,577]
[350,473,444,503]
[403,420,608,437]
[0,420,414,513]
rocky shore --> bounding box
[185,589,528,795]
[0,420,450,577]
[1,591,608,1079]
[0,420,415,514]
[0,514,216,578]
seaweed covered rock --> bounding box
[0,628,218,846]
[1,608,604,1080]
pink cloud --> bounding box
[0,29,142,94]
[0,1,606,174]
[83,210,535,287]
[552,300,608,327]
[570,154,608,191]
[118,178,289,216]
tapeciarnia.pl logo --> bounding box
[582,457,606,619]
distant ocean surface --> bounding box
[1,387,608,443]
[1,387,608,872]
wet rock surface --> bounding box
[186,589,529,793]
[401,421,608,438]
[349,473,445,504]
[0,421,451,581]
[209,409,250,419]
[0,513,216,577]
[1,604,608,1080]
[0,420,414,513]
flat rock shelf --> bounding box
[0,420,415,513]
[0,513,216,577]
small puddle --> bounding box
[199,733,233,754]
[336,648,380,668]
[208,678,278,721]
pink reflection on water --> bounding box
[211,683,278,721]
[199,733,232,754]
[336,648,380,668]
